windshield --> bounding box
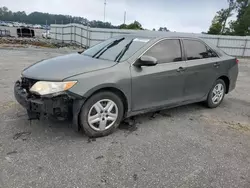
[82,37,150,62]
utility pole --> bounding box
[248,0,250,31]
[104,0,107,22]
[123,11,126,24]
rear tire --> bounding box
[206,79,226,108]
[79,91,124,138]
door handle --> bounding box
[177,67,186,72]
[214,62,220,68]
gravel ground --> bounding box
[0,48,250,188]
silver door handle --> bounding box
[214,62,220,67]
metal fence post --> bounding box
[242,39,248,57]
[74,25,76,44]
[216,37,220,47]
[88,29,92,47]
[70,25,72,44]
[61,27,64,44]
[55,27,57,40]
[87,25,90,47]
[81,28,83,47]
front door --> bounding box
[130,39,187,111]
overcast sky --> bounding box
[2,0,231,33]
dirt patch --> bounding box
[0,37,84,49]
[227,122,250,132]
[200,115,250,133]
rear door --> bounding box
[182,39,221,101]
[130,39,187,111]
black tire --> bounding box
[79,91,124,138]
[206,79,226,108]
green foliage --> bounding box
[119,21,143,30]
[221,0,237,33]
[235,0,249,19]
[119,24,127,29]
[208,0,250,36]
[207,16,223,34]
[207,0,236,35]
[231,0,250,35]
[158,27,169,32]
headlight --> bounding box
[30,81,77,95]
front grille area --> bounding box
[21,77,38,92]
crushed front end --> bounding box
[14,77,82,122]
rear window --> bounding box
[183,40,218,60]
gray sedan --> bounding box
[14,33,238,137]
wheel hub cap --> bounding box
[88,99,118,131]
[212,83,224,104]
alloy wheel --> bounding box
[212,83,224,105]
[87,99,118,131]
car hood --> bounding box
[22,53,116,80]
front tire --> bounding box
[206,79,226,108]
[79,91,124,137]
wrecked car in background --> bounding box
[17,27,35,37]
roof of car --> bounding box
[120,31,202,39]
[118,31,226,56]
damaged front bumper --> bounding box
[14,80,85,131]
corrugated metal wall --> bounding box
[50,23,250,57]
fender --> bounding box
[72,83,130,131]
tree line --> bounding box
[0,6,170,31]
[0,6,117,28]
[207,0,250,36]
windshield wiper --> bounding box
[92,38,125,59]
[114,39,134,62]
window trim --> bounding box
[205,46,219,58]
[132,38,185,65]
[182,39,219,61]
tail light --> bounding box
[236,58,239,64]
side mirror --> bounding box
[134,55,157,67]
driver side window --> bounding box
[144,39,182,64]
